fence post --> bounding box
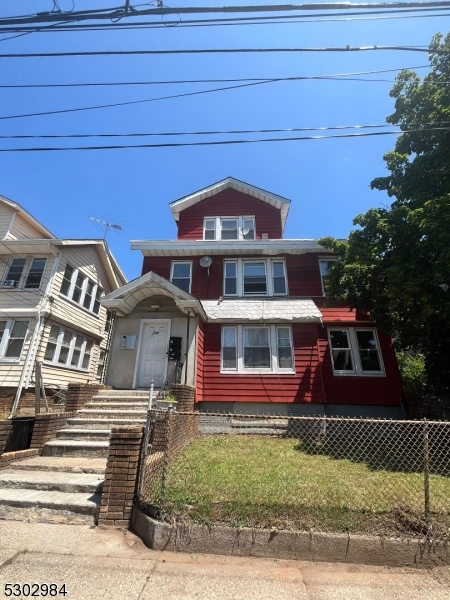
[137,379,155,496]
[159,411,170,518]
[423,417,430,520]
[34,361,41,416]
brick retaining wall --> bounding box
[30,412,76,452]
[169,384,196,412]
[99,426,144,529]
[65,383,112,412]
[0,448,39,470]
[0,420,12,459]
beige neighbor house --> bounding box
[0,194,127,415]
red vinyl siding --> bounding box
[202,323,325,404]
[142,253,335,300]
[317,326,403,406]
[177,189,283,240]
[196,319,205,401]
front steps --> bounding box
[0,389,148,525]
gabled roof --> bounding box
[169,177,291,232]
[0,194,55,239]
[101,271,206,318]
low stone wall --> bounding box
[150,410,199,464]
[99,426,144,529]
[65,383,112,412]
[30,411,76,453]
[131,508,450,568]
[0,420,12,458]
[0,448,39,470]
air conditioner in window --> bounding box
[0,280,18,288]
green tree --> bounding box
[319,32,450,389]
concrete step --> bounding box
[85,402,148,410]
[0,488,101,525]
[92,395,149,402]
[56,429,111,441]
[77,409,147,420]
[8,456,106,474]
[0,469,103,494]
[42,440,109,458]
[94,390,151,398]
[66,418,146,430]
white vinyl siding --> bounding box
[6,213,48,240]
[221,325,294,374]
[0,204,14,239]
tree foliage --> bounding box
[319,32,450,388]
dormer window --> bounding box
[203,217,255,241]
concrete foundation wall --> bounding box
[105,296,197,389]
[197,402,404,418]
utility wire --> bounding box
[0,45,442,59]
[1,121,449,140]
[0,65,431,89]
[0,125,448,152]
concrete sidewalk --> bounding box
[0,522,449,600]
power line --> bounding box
[0,65,431,89]
[1,121,449,140]
[0,125,448,152]
[0,45,441,60]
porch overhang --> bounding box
[201,298,323,323]
[101,271,206,319]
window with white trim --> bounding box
[221,325,294,373]
[2,257,47,290]
[223,259,287,297]
[319,259,337,296]
[203,216,255,240]
[170,261,192,293]
[59,264,103,315]
[328,328,385,376]
[0,319,29,360]
[44,323,94,371]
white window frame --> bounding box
[59,263,102,316]
[203,216,256,241]
[43,323,94,372]
[319,258,337,296]
[327,327,385,377]
[221,324,295,374]
[24,256,48,290]
[223,258,288,297]
[0,318,29,362]
[170,261,192,294]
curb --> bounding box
[131,507,449,567]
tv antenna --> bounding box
[87,216,124,240]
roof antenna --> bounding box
[87,216,124,241]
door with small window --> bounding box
[136,320,170,388]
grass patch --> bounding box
[159,435,450,535]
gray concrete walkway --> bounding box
[0,521,449,600]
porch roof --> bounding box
[101,271,206,318]
[200,298,323,323]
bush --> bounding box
[396,352,427,404]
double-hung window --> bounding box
[44,323,94,371]
[59,264,103,315]
[170,261,192,293]
[319,259,337,296]
[223,259,287,297]
[3,257,46,290]
[203,216,255,240]
[0,319,29,360]
[221,325,294,373]
[328,328,384,376]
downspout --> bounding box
[10,249,61,416]
[184,310,190,385]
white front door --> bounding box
[136,321,170,388]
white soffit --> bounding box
[169,177,291,232]
[201,298,323,323]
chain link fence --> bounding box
[137,411,450,538]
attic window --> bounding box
[203,217,255,241]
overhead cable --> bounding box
[0,125,449,152]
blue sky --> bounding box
[0,1,448,280]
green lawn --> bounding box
[158,436,450,534]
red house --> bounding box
[102,178,404,417]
